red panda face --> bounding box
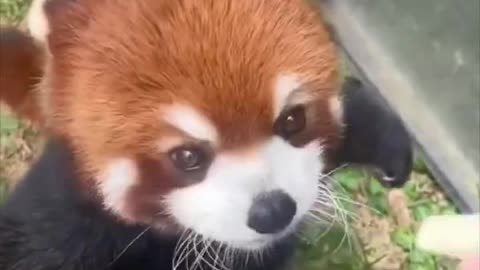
[34,0,340,250]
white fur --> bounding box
[162,104,218,143]
[99,159,138,220]
[27,0,50,44]
[156,136,184,152]
[329,95,344,126]
[165,138,322,250]
[274,74,302,117]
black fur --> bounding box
[335,76,413,187]
[0,76,413,270]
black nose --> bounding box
[247,190,297,234]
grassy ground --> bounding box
[0,1,460,269]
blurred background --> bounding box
[1,0,478,269]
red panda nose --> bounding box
[247,190,297,234]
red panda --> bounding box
[0,0,413,269]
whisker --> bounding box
[225,246,234,269]
[310,206,338,221]
[317,183,352,253]
[203,241,223,270]
[186,233,202,270]
[306,164,365,256]
[317,217,339,241]
[317,180,361,221]
[324,163,350,177]
[109,226,151,267]
[307,212,338,230]
[191,234,212,270]
[332,206,350,253]
[325,187,354,254]
[173,230,190,265]
[200,239,223,270]
[329,193,381,215]
[189,234,199,270]
[174,230,191,256]
[217,242,230,270]
[243,250,251,269]
[307,201,340,241]
[173,231,195,270]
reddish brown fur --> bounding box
[6,0,341,224]
[0,27,44,127]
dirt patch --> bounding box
[354,193,407,270]
[0,108,43,187]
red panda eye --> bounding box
[275,105,306,139]
[169,146,207,172]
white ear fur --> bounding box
[27,0,50,44]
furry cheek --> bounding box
[163,137,323,250]
[97,157,177,225]
[98,158,139,223]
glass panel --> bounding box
[319,0,480,211]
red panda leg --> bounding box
[0,27,44,127]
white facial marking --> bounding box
[165,138,323,250]
[156,136,184,153]
[27,0,50,44]
[162,104,218,143]
[274,74,302,117]
[99,158,138,220]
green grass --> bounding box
[0,113,18,203]
[291,166,458,270]
[0,0,31,24]
[0,1,460,269]
[0,0,33,203]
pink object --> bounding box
[461,257,480,270]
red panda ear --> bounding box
[0,27,44,127]
[0,0,96,128]
[26,0,50,44]
[50,0,95,52]
[26,0,95,53]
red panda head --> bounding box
[31,0,341,250]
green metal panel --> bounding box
[318,0,480,212]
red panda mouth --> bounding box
[157,138,323,251]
